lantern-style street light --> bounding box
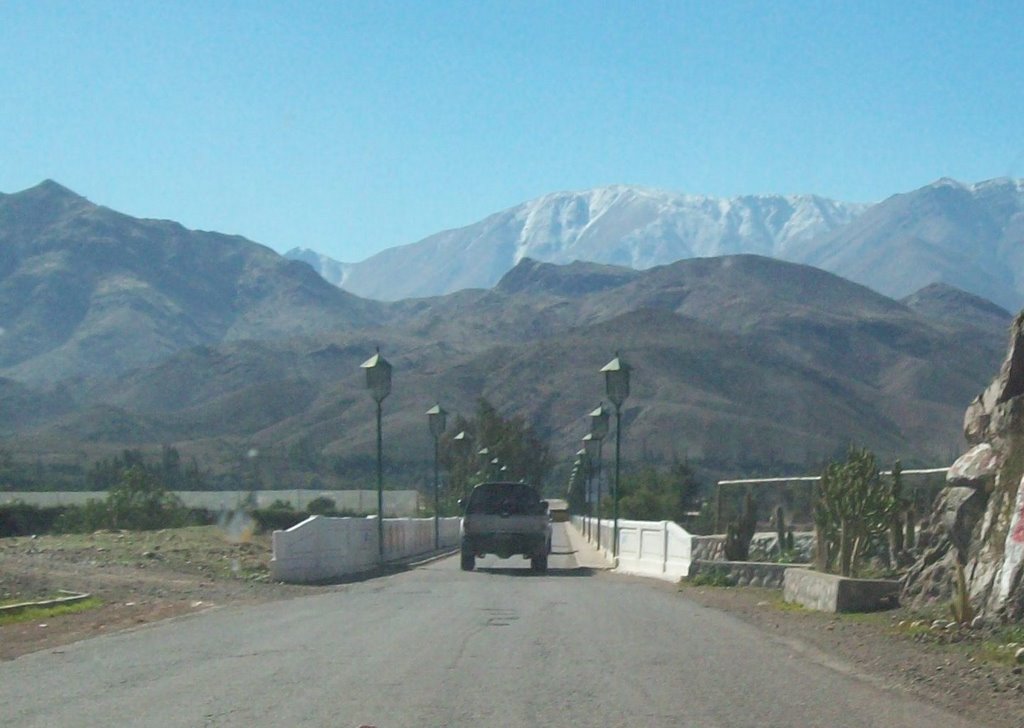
[426,403,448,549]
[361,348,392,561]
[601,354,631,558]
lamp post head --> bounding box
[426,403,448,439]
[588,403,610,440]
[582,433,601,459]
[360,348,392,403]
[600,353,631,408]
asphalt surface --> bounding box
[0,524,985,727]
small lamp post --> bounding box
[426,403,447,549]
[582,434,599,542]
[601,354,630,558]
[361,348,392,561]
[586,402,610,548]
[453,430,472,499]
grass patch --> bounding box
[0,597,102,626]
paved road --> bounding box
[1,525,983,727]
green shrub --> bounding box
[0,502,69,537]
[306,496,336,515]
[689,567,735,587]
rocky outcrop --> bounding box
[902,313,1024,619]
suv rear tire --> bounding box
[460,545,475,571]
[530,553,548,573]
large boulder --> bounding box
[903,312,1024,620]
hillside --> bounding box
[0,182,1010,489]
[0,181,381,384]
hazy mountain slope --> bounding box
[12,255,1004,482]
[327,186,865,300]
[791,178,1024,312]
[901,282,1014,334]
[0,181,382,384]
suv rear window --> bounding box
[466,482,544,515]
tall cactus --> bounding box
[773,504,787,557]
[888,460,907,564]
[814,447,899,576]
[724,490,757,561]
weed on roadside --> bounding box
[0,597,103,626]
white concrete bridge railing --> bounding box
[271,515,461,583]
[572,515,693,581]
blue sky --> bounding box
[3,1,1022,263]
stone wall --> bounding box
[689,559,807,589]
[691,532,815,563]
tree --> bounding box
[438,399,554,507]
[105,466,187,531]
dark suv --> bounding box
[459,481,552,572]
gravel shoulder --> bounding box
[678,583,1024,728]
[3,525,1023,725]
[0,526,322,661]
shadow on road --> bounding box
[475,567,595,578]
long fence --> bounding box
[271,515,461,583]
[0,489,420,517]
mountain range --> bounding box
[287,178,1024,312]
[0,179,1015,491]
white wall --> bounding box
[1,489,420,516]
[270,515,461,583]
[573,515,693,582]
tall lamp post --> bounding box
[586,403,610,549]
[476,447,489,478]
[426,404,448,549]
[361,348,392,561]
[577,444,593,540]
[581,435,598,542]
[601,354,630,558]
[453,430,472,499]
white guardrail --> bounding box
[271,515,461,583]
[572,515,693,581]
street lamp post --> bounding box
[361,348,392,562]
[453,430,472,499]
[582,435,599,542]
[426,404,448,549]
[586,403,610,549]
[601,354,630,559]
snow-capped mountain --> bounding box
[283,247,351,288]
[291,186,867,301]
[288,178,1024,311]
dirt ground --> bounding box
[2,527,1022,725]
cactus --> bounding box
[724,490,757,561]
[904,506,916,549]
[949,561,975,625]
[813,447,899,576]
[773,504,786,556]
[888,460,906,563]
